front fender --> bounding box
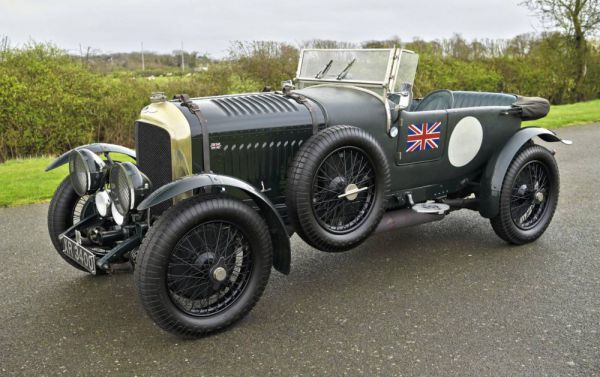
[45,143,136,172]
[479,127,571,218]
[138,174,291,275]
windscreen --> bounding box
[394,50,419,93]
[298,49,394,84]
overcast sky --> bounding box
[1,0,542,57]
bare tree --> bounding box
[522,0,600,99]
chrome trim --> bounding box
[128,172,136,210]
[384,96,392,131]
[338,185,368,200]
[382,48,397,91]
[85,163,91,192]
[138,102,193,180]
[387,48,401,93]
[138,101,193,204]
[95,190,111,217]
[111,203,124,225]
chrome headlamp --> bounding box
[68,149,106,196]
[94,190,112,217]
[109,162,151,222]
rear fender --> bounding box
[45,143,136,172]
[479,127,571,218]
[137,174,291,275]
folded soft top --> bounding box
[512,96,550,121]
[414,90,550,121]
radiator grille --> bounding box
[135,122,172,215]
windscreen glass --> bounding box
[394,51,419,93]
[298,49,393,84]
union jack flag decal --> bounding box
[406,121,442,152]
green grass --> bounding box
[0,154,134,207]
[523,99,600,128]
[0,100,598,207]
[0,157,68,207]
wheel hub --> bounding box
[343,183,359,201]
[211,266,227,282]
[329,176,348,192]
[195,252,215,267]
[534,191,545,203]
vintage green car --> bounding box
[46,48,570,336]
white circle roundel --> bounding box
[448,116,483,167]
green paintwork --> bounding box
[138,173,291,274]
[158,85,567,218]
[478,127,565,218]
[45,143,136,172]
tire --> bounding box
[286,125,390,252]
[47,176,97,272]
[134,197,273,337]
[490,144,559,244]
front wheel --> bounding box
[490,145,559,244]
[286,125,390,252]
[134,197,273,337]
[47,176,97,271]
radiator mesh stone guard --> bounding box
[135,122,172,215]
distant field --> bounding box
[0,100,598,207]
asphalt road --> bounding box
[1,124,599,376]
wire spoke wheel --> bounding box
[135,197,272,336]
[510,160,551,230]
[490,145,559,245]
[72,195,94,223]
[167,221,253,317]
[311,147,376,234]
[286,125,390,252]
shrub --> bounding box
[0,36,598,161]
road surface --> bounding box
[1,124,598,376]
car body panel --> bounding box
[137,173,291,274]
[478,127,569,218]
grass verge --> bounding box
[0,157,67,207]
[0,154,133,207]
[523,99,600,128]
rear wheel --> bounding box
[47,176,97,271]
[134,197,272,337]
[286,125,390,252]
[490,145,559,244]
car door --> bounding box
[396,110,448,165]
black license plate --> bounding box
[62,235,97,274]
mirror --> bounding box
[394,83,413,110]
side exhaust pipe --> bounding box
[375,208,444,234]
